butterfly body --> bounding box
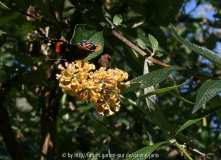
[44,38,101,62]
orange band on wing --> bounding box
[94,45,101,51]
[56,47,60,53]
[55,42,64,53]
[57,42,64,46]
[83,43,92,48]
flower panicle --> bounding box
[56,60,130,116]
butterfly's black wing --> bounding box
[44,38,101,62]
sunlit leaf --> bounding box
[148,34,159,53]
[143,59,157,110]
[131,66,186,88]
[140,80,188,100]
[193,80,221,113]
[113,14,123,25]
[0,1,10,9]
[171,24,221,68]
[106,17,113,26]
[121,82,140,94]
[0,30,7,34]
[138,34,169,55]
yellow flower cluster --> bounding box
[56,60,130,116]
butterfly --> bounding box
[44,38,101,62]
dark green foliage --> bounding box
[0,0,221,160]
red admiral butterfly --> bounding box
[44,38,101,62]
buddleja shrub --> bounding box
[1,1,221,160]
[55,22,221,160]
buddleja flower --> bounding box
[56,60,130,116]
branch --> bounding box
[80,9,220,80]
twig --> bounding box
[131,22,144,28]
[176,142,193,160]
[180,145,211,160]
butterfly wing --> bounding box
[44,38,101,62]
[44,38,67,56]
[78,40,101,51]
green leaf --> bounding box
[171,24,221,68]
[143,59,157,110]
[9,87,18,96]
[136,37,152,54]
[120,31,144,69]
[169,90,194,104]
[131,66,186,88]
[105,17,113,26]
[140,80,188,100]
[148,34,159,53]
[147,25,167,47]
[0,30,7,34]
[176,106,221,135]
[0,1,10,9]
[121,82,140,94]
[138,34,152,48]
[113,14,123,26]
[125,141,169,160]
[124,44,144,69]
[0,11,21,26]
[71,24,104,60]
[85,32,104,60]
[160,75,194,104]
[192,80,221,114]
[143,118,157,145]
[71,24,98,43]
[138,34,169,55]
[105,39,142,75]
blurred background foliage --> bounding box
[0,0,221,159]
